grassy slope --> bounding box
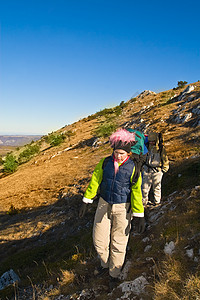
[0,82,199,299]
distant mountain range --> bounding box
[0,135,42,146]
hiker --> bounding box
[79,129,145,290]
[142,131,169,207]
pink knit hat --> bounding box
[109,129,135,153]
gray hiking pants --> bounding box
[93,197,132,278]
[142,170,163,205]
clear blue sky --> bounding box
[0,0,199,135]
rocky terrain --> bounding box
[0,82,199,299]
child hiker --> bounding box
[79,129,145,290]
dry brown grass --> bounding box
[154,258,200,300]
[0,81,199,299]
[59,269,75,292]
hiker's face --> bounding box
[114,149,128,163]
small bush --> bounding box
[95,105,123,118]
[93,122,117,138]
[96,107,115,117]
[174,81,188,90]
[45,133,66,147]
[3,154,18,173]
[177,81,188,88]
[18,144,40,164]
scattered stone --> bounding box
[142,237,150,243]
[148,209,164,223]
[168,191,178,199]
[146,257,154,261]
[192,105,200,115]
[182,113,192,123]
[0,269,20,290]
[178,85,195,101]
[138,90,156,98]
[170,94,177,100]
[187,94,196,102]
[186,248,194,258]
[119,275,149,295]
[164,241,175,255]
[144,245,152,252]
[92,138,102,147]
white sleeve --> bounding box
[82,197,93,204]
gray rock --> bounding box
[138,90,156,98]
[142,237,150,243]
[182,113,192,123]
[192,105,200,115]
[144,245,152,252]
[186,248,194,258]
[0,269,20,290]
[178,85,195,101]
[164,241,175,255]
[119,275,149,295]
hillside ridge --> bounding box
[0,81,199,299]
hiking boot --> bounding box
[147,201,154,207]
[153,202,161,208]
[94,266,109,277]
[109,276,120,291]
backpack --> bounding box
[126,129,148,185]
[127,129,145,156]
[145,132,164,170]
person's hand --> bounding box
[79,202,87,218]
[137,217,145,233]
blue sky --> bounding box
[0,0,199,135]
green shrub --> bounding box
[95,104,123,118]
[45,133,66,147]
[94,122,117,138]
[174,81,188,90]
[177,80,188,88]
[3,154,18,173]
[18,144,40,164]
[83,103,125,122]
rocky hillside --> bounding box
[0,82,199,299]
